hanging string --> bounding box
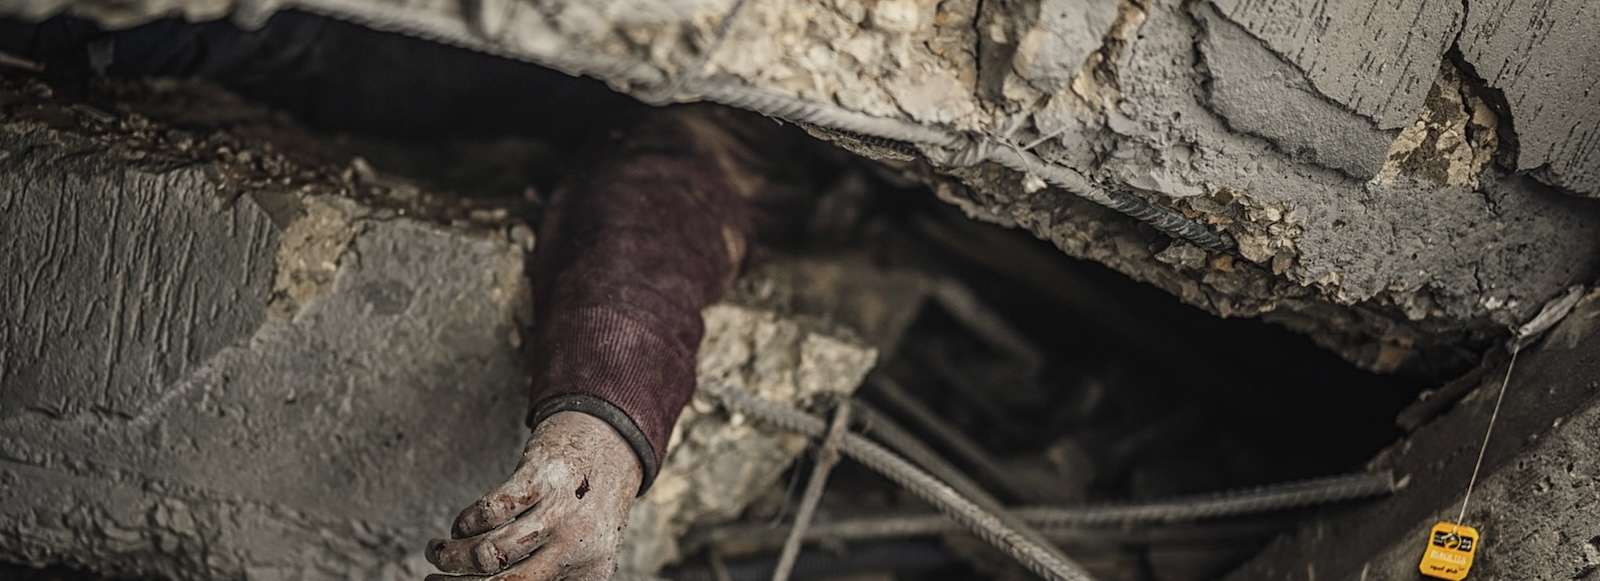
[1455,343,1520,524]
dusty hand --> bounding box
[427,411,643,581]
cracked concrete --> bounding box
[0,1,1598,573]
[948,0,1600,370]
[1193,2,1396,180]
[6,0,1598,374]
[1206,0,1463,131]
[1457,0,1600,197]
[0,121,279,422]
[0,110,534,580]
[0,87,874,581]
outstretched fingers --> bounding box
[429,508,560,575]
[452,470,545,539]
[424,539,602,581]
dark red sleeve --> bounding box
[525,105,810,493]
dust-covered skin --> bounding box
[426,412,642,581]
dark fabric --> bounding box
[526,106,815,492]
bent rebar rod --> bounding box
[699,383,1100,581]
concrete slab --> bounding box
[0,99,875,580]
[0,117,534,580]
[1225,288,1600,581]
[3,0,1599,375]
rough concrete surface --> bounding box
[1207,0,1463,131]
[0,106,870,580]
[948,0,1600,370]
[6,0,1600,374]
[1225,288,1600,581]
[0,122,278,422]
[0,116,534,580]
[1458,0,1600,197]
[1193,3,1396,179]
[2,0,1600,574]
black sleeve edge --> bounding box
[528,393,661,496]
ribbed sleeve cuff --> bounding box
[528,394,660,495]
[525,305,699,495]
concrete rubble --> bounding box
[3,0,1595,373]
[1,0,1599,576]
[620,304,877,573]
[0,95,875,580]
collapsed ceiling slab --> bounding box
[3,0,1597,373]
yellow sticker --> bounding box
[1419,521,1479,580]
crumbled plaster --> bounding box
[705,0,982,127]
[620,304,877,573]
[1067,0,1147,112]
[1374,61,1501,189]
[468,0,732,76]
[978,0,1120,103]
[475,0,988,128]
[4,0,1599,376]
[265,194,363,319]
[1170,187,1303,276]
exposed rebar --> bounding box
[770,399,850,581]
[1017,471,1396,527]
[865,374,1032,502]
[699,382,1100,581]
[688,81,1228,251]
[691,514,1289,552]
[851,400,998,509]
[688,472,1391,552]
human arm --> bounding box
[427,105,811,580]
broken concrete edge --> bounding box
[4,75,547,318]
[5,1,1599,374]
[0,85,535,580]
[0,113,518,581]
[10,0,1591,197]
[2,0,1587,199]
[749,2,1598,375]
[1,83,884,580]
[858,144,1577,375]
[847,0,1600,374]
[1224,287,1600,581]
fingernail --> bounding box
[474,543,507,573]
[424,539,445,565]
[452,509,482,538]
